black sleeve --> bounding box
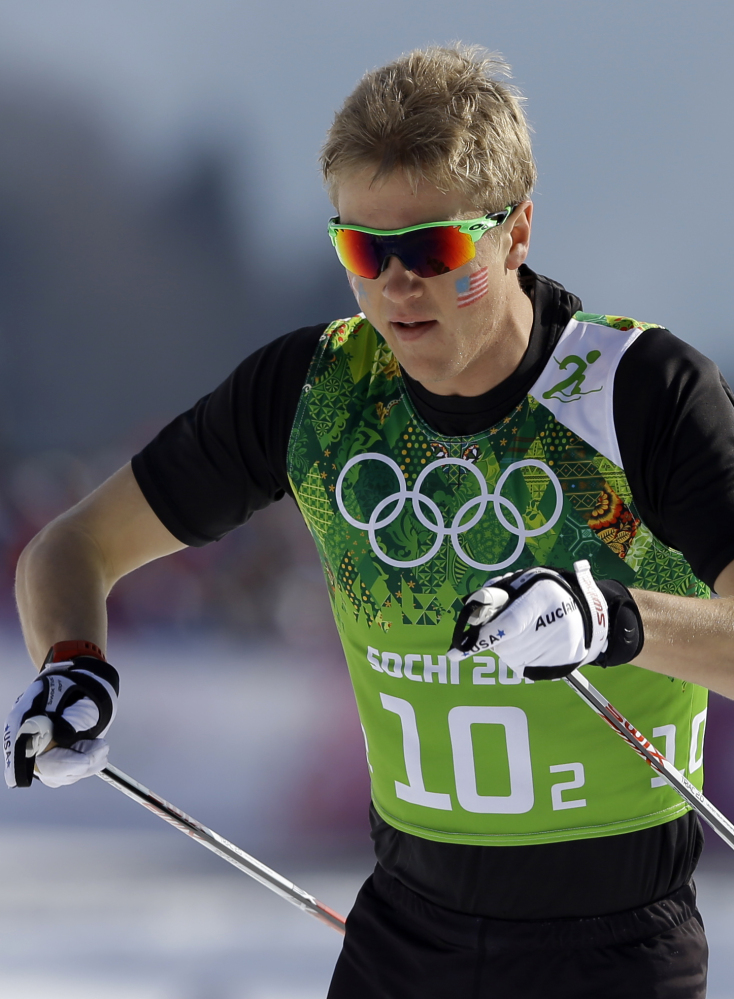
[131,324,326,546]
[614,327,734,589]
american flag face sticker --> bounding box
[455,267,489,308]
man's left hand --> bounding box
[449,560,644,680]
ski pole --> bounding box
[564,669,734,851]
[96,764,347,934]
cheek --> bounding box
[454,266,489,309]
[347,273,368,305]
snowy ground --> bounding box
[0,826,362,998]
[698,862,734,999]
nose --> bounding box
[380,255,424,303]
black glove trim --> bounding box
[13,733,35,788]
[37,657,120,744]
[593,580,644,667]
[452,600,484,654]
[42,657,120,695]
[70,657,120,695]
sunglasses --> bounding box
[327,206,514,280]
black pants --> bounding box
[328,865,708,999]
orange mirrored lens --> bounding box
[333,226,475,279]
[333,228,383,278]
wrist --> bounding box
[41,641,119,697]
[44,640,106,666]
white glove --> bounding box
[34,739,111,788]
[450,560,644,680]
[4,656,119,788]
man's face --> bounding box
[336,168,532,396]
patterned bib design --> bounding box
[287,314,708,846]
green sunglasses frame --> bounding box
[327,206,515,278]
[327,205,514,244]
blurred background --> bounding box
[0,1,732,996]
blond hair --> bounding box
[321,45,536,213]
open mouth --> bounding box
[392,319,435,331]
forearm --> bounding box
[631,588,734,699]
[14,464,187,669]
[16,521,111,668]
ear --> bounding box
[505,201,533,271]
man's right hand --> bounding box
[4,655,119,789]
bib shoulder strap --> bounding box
[530,314,660,468]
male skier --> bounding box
[6,46,734,997]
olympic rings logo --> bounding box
[335,454,564,571]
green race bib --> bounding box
[288,315,708,846]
